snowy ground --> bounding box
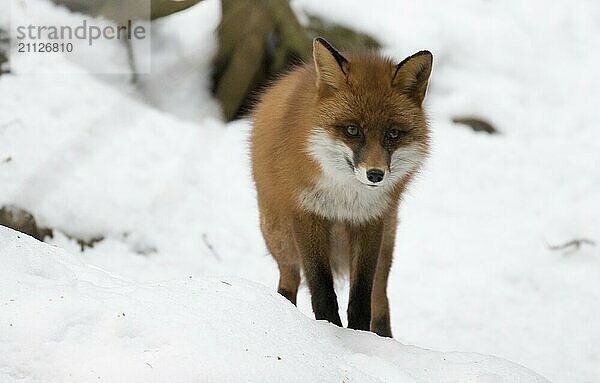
[0,227,552,382]
[1,0,599,382]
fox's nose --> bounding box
[366,168,385,183]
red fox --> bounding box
[251,38,432,337]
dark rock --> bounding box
[452,116,499,134]
[0,205,53,241]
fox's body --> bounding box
[251,38,432,337]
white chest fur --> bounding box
[298,128,424,224]
[299,177,392,224]
[298,128,394,224]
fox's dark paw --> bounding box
[371,315,393,338]
[277,288,297,306]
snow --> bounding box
[0,227,550,383]
[1,0,599,382]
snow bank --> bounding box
[0,227,550,383]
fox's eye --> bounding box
[345,125,360,137]
[387,128,400,140]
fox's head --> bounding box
[308,38,432,190]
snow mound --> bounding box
[0,227,549,383]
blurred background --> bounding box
[0,1,598,382]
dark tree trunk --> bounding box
[51,0,204,21]
[212,0,380,121]
[0,28,9,76]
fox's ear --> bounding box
[392,51,433,106]
[313,37,349,91]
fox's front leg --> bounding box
[347,221,384,331]
[293,213,342,326]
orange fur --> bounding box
[251,38,432,337]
